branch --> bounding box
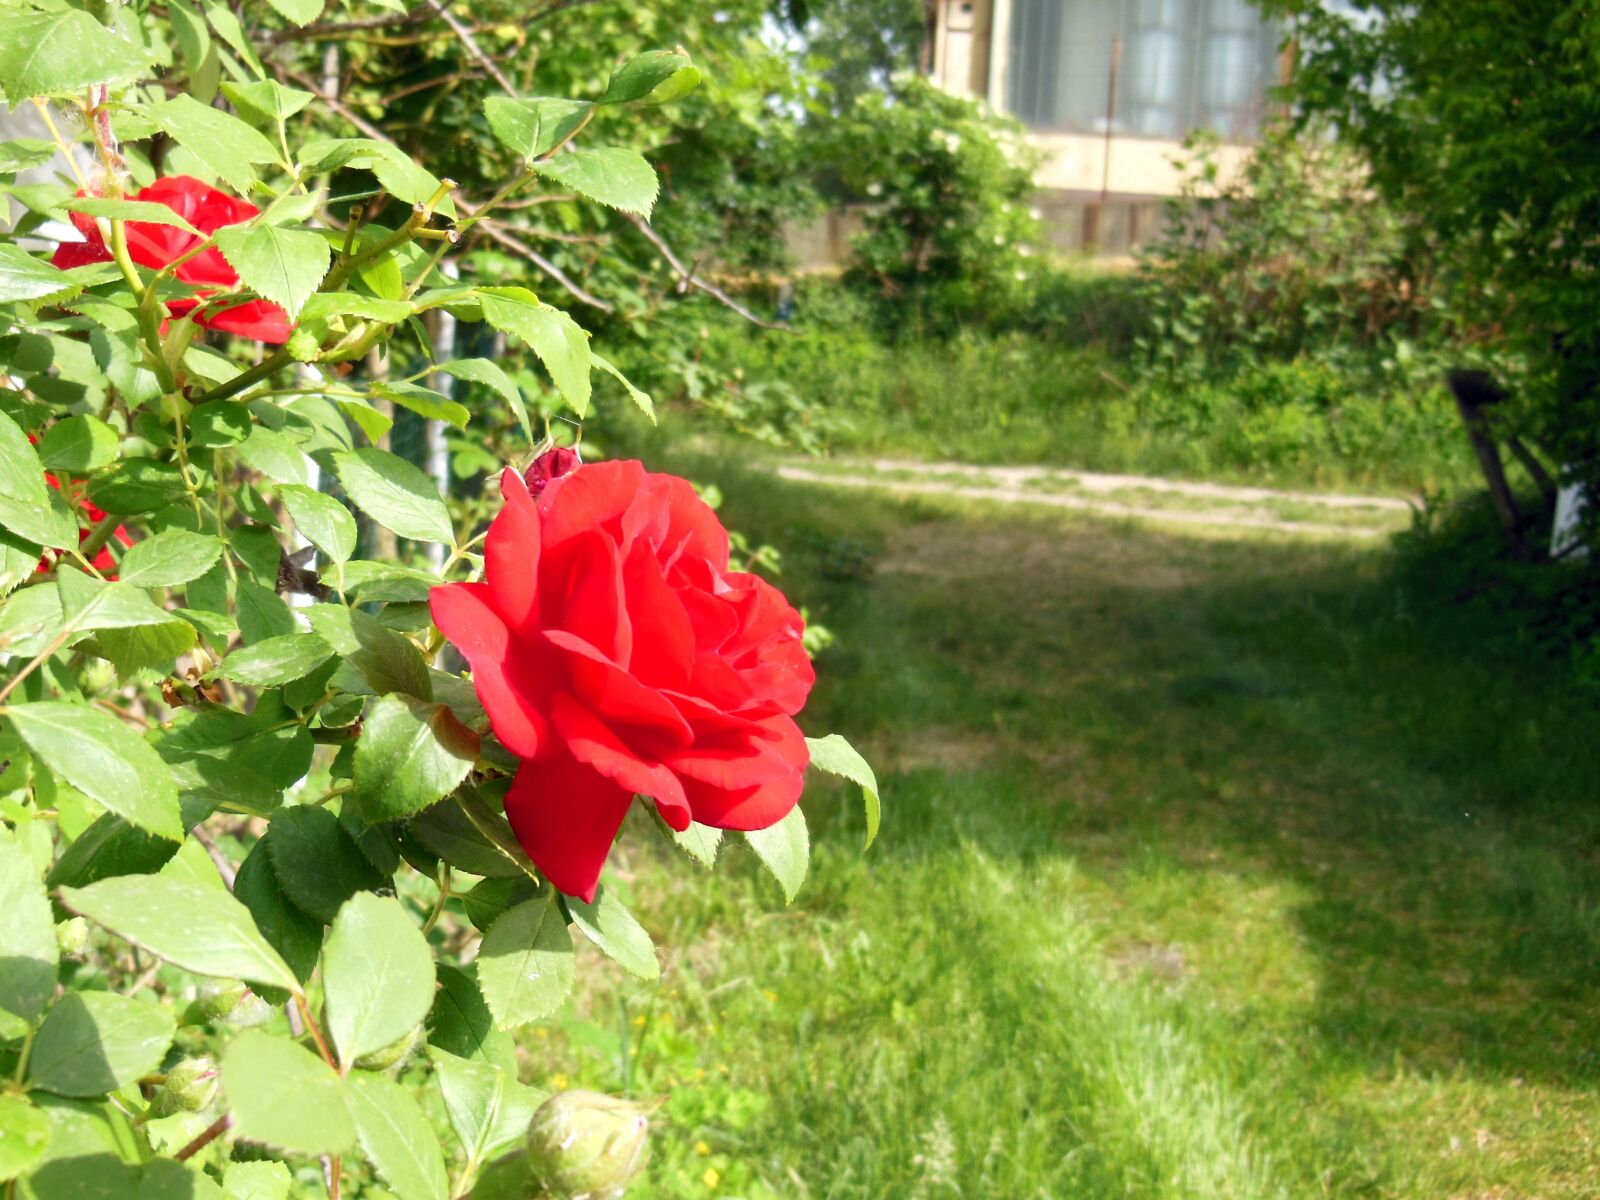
[623,214,791,332]
[265,9,433,43]
[425,0,518,95]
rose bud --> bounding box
[524,1090,650,1198]
[185,980,248,1024]
[55,917,88,957]
[525,444,581,497]
[149,1056,218,1116]
[352,1026,420,1072]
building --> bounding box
[930,0,1285,254]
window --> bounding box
[1005,0,1281,140]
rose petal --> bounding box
[485,467,541,631]
[548,691,690,827]
[663,712,807,792]
[682,767,805,832]
[620,539,694,689]
[430,582,552,759]
[504,755,634,902]
[544,630,693,747]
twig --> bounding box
[190,824,238,890]
[426,0,518,95]
[266,9,433,42]
[623,214,792,331]
[175,1114,231,1161]
[474,220,613,311]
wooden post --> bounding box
[1446,368,1530,560]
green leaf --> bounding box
[428,965,515,1066]
[189,400,252,448]
[36,415,119,474]
[7,703,182,840]
[806,733,881,848]
[223,1161,292,1200]
[212,223,331,321]
[60,874,301,994]
[57,570,175,633]
[592,351,654,422]
[353,695,480,821]
[66,197,202,238]
[745,805,809,903]
[0,11,152,103]
[332,448,453,545]
[565,885,658,980]
[435,358,530,442]
[431,1048,544,1167]
[305,603,431,699]
[151,96,277,195]
[231,836,322,988]
[0,140,55,172]
[27,1155,224,1200]
[323,893,434,1068]
[234,579,294,644]
[669,820,722,868]
[413,784,540,881]
[479,289,592,416]
[202,0,265,78]
[85,457,188,515]
[601,50,702,105]
[0,825,57,1024]
[46,814,180,893]
[222,80,314,125]
[236,426,311,486]
[299,293,414,324]
[0,243,78,307]
[263,0,326,27]
[95,621,198,678]
[482,97,592,160]
[476,892,574,1030]
[27,993,175,1098]
[372,381,470,430]
[267,805,387,925]
[215,634,334,688]
[117,530,224,588]
[343,1073,448,1200]
[221,1028,354,1156]
[0,1095,51,1182]
[0,409,76,550]
[528,147,659,218]
[277,484,355,564]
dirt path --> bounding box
[774,458,1415,538]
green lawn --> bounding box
[527,465,1600,1199]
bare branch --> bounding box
[475,220,614,312]
[623,213,791,332]
[425,0,518,96]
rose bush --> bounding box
[433,452,815,900]
[51,175,292,343]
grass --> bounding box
[521,462,1600,1199]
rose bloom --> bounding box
[431,453,815,901]
[52,176,292,343]
[40,474,133,577]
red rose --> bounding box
[51,176,292,344]
[430,455,816,901]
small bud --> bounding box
[225,990,275,1028]
[55,917,88,957]
[186,980,247,1023]
[352,1026,420,1072]
[525,1090,650,1199]
[526,446,582,497]
[149,1056,218,1116]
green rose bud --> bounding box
[525,1090,650,1199]
[54,917,88,957]
[184,980,247,1024]
[352,1026,420,1072]
[149,1056,218,1116]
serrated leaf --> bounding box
[66,197,202,238]
[27,993,174,1098]
[806,733,881,848]
[202,0,266,78]
[566,885,658,979]
[601,50,701,105]
[0,1095,51,1182]
[0,408,75,550]
[323,893,434,1068]
[435,357,530,441]
[669,820,722,867]
[478,288,591,416]
[332,448,453,545]
[0,825,57,1024]
[117,529,224,587]
[277,484,355,564]
[7,702,182,840]
[373,381,470,429]
[431,1048,544,1167]
[36,415,119,474]
[592,351,654,422]
[232,836,322,988]
[745,805,809,902]
[300,293,414,324]
[0,244,80,308]
[263,0,326,28]
[353,695,479,821]
[215,634,333,687]
[222,1029,354,1156]
[189,400,252,448]
[267,804,387,925]
[151,95,277,194]
[344,1073,447,1200]
[85,457,187,515]
[221,80,315,125]
[304,603,431,699]
[61,874,301,994]
[529,147,658,218]
[223,1161,292,1200]
[476,892,574,1029]
[213,223,330,320]
[0,139,55,172]
[482,97,591,160]
[428,964,516,1067]
[0,11,152,103]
